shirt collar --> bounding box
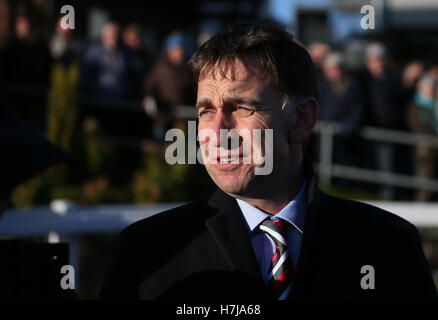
[236,179,307,234]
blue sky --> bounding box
[268,0,331,25]
[268,0,364,42]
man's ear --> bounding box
[289,98,319,144]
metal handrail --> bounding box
[314,121,438,193]
[315,122,438,148]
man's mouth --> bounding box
[212,152,250,167]
[218,155,240,163]
[202,147,250,166]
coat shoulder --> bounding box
[318,191,419,235]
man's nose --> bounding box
[211,110,234,137]
[211,111,241,150]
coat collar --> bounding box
[206,189,266,290]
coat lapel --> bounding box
[205,189,266,289]
[287,184,324,299]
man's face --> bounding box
[15,16,31,39]
[196,58,291,196]
[324,65,343,82]
[367,57,386,78]
[167,46,185,65]
[308,43,330,67]
[102,24,119,51]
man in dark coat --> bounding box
[81,22,132,98]
[317,52,364,170]
[363,43,412,199]
[100,22,437,300]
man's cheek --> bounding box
[198,128,218,164]
[250,112,272,130]
[254,129,274,175]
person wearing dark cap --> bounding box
[142,32,194,141]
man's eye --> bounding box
[198,109,215,119]
[234,106,254,116]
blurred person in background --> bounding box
[317,52,364,173]
[364,42,406,131]
[142,31,194,142]
[3,11,52,85]
[81,22,132,98]
[308,42,331,81]
[46,16,82,152]
[0,0,11,83]
[1,9,52,126]
[407,67,438,202]
[50,16,82,67]
[122,24,152,99]
[364,42,410,199]
[402,61,425,101]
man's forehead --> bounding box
[196,76,276,106]
[197,78,252,94]
[198,57,271,84]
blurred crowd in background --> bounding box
[310,40,438,202]
[0,0,438,208]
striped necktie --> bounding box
[259,218,295,300]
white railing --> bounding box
[314,121,438,192]
[1,200,437,238]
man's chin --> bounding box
[205,165,255,194]
[217,184,244,195]
[208,174,250,196]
